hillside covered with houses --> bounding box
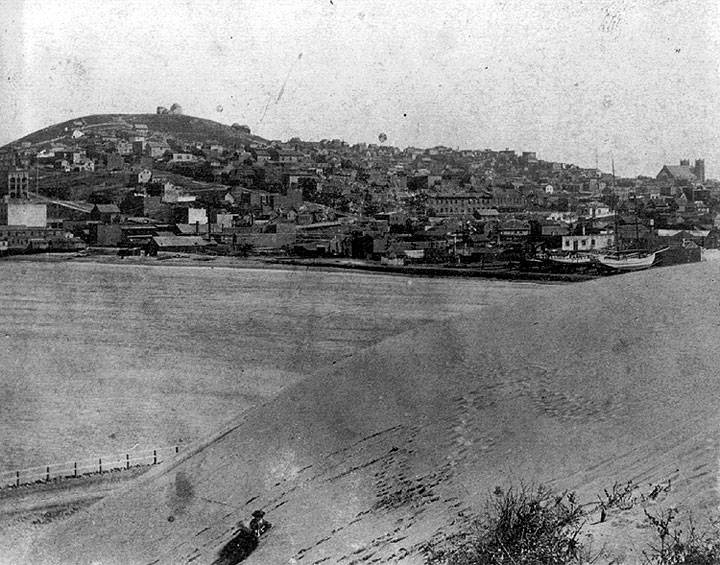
[0,110,718,273]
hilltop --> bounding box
[2,113,267,150]
[21,261,720,564]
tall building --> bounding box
[1,169,46,227]
[694,159,705,183]
[7,170,29,198]
[656,158,706,185]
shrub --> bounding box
[425,484,587,565]
[642,508,720,565]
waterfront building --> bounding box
[0,200,47,227]
[561,232,614,252]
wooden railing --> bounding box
[0,445,180,489]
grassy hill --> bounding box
[2,113,267,150]
[21,261,720,564]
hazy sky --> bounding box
[1,0,719,177]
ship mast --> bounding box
[612,156,619,251]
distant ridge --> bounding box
[1,113,267,150]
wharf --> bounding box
[271,258,598,283]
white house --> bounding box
[137,169,152,184]
[582,202,612,218]
[561,232,614,252]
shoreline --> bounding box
[1,251,594,283]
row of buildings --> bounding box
[0,114,717,265]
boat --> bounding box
[597,250,656,271]
[596,157,658,271]
[548,252,595,265]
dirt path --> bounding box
[0,467,149,565]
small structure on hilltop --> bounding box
[169,103,184,115]
[232,123,251,134]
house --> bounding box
[694,200,710,215]
[581,201,612,218]
[116,140,133,156]
[499,219,531,240]
[539,221,570,237]
[275,149,305,164]
[138,169,152,184]
[252,149,273,164]
[561,232,614,252]
[657,229,709,248]
[145,141,171,159]
[475,208,500,220]
[73,158,95,172]
[171,153,199,163]
[147,235,211,255]
[57,150,84,164]
[105,152,125,171]
[427,193,493,217]
[162,183,196,203]
[173,206,208,225]
[90,223,122,246]
[90,204,121,223]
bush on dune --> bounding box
[423,482,720,565]
[642,508,720,565]
[424,484,586,565]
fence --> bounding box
[0,445,180,489]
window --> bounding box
[581,240,586,246]
[591,239,595,246]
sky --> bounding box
[1,0,719,178]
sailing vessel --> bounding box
[598,156,657,271]
[548,252,595,266]
[597,249,657,270]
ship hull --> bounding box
[597,252,656,271]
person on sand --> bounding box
[249,510,270,537]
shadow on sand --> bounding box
[211,526,258,565]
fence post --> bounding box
[74,462,77,478]
[153,450,157,465]
[15,470,19,487]
[99,458,102,474]
[46,466,50,482]
[126,453,130,470]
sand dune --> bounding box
[25,262,720,564]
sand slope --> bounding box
[26,263,720,564]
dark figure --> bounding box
[212,525,258,565]
[249,509,271,537]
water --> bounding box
[0,260,544,472]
